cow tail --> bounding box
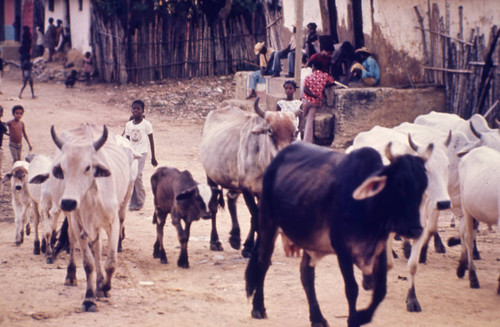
[53,217,70,257]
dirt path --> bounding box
[0,70,499,327]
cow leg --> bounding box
[14,202,25,245]
[72,214,98,312]
[175,218,191,269]
[355,250,388,326]
[118,181,133,253]
[207,179,224,251]
[100,216,120,298]
[91,232,105,298]
[336,251,360,327]
[433,232,446,254]
[227,190,241,250]
[463,212,480,289]
[300,252,328,327]
[32,202,41,255]
[245,217,278,320]
[64,216,78,286]
[405,227,431,312]
[153,211,168,264]
[241,190,258,258]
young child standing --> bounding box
[125,99,158,211]
[276,80,301,132]
[0,106,9,176]
[19,59,35,99]
[83,52,93,86]
[7,105,32,164]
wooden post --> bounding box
[294,0,303,99]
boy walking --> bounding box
[0,106,8,176]
[125,99,158,211]
[7,105,32,163]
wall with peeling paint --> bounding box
[283,0,499,85]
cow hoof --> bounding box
[241,247,252,258]
[229,236,241,250]
[311,320,329,327]
[473,250,481,260]
[362,274,374,291]
[403,241,411,259]
[251,308,267,319]
[434,243,446,254]
[177,260,189,269]
[210,241,223,252]
[26,224,31,236]
[469,271,480,289]
[46,256,54,264]
[64,278,78,286]
[82,301,97,312]
[406,299,422,312]
[33,241,41,255]
[41,239,47,253]
[456,262,467,278]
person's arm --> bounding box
[361,58,379,79]
[148,133,158,167]
[22,122,32,151]
[303,85,317,99]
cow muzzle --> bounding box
[437,200,451,210]
[61,199,77,212]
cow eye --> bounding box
[85,166,91,173]
[53,166,64,179]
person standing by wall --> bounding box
[18,26,32,65]
[45,18,57,62]
[35,26,45,58]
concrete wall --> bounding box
[3,1,17,40]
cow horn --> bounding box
[385,142,394,162]
[469,121,482,139]
[408,134,419,152]
[254,97,266,118]
[93,125,108,151]
[444,130,452,147]
[50,125,64,150]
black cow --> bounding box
[151,166,221,268]
[245,142,429,327]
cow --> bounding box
[151,166,221,268]
[4,161,33,246]
[44,123,135,312]
[455,146,500,294]
[26,154,62,259]
[200,97,296,257]
[393,122,479,260]
[347,125,450,312]
[245,142,429,327]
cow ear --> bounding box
[29,174,50,184]
[176,187,196,202]
[352,175,387,200]
[3,173,13,183]
[94,165,111,177]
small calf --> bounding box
[151,166,221,268]
[4,161,33,245]
[65,70,78,88]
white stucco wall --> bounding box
[68,0,91,53]
[282,0,323,32]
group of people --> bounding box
[247,22,380,144]
[0,99,157,213]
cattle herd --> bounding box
[3,98,500,326]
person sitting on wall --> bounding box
[246,42,276,99]
[303,22,319,63]
[330,41,356,80]
[306,41,334,74]
[271,25,297,78]
[345,47,380,86]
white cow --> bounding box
[455,146,500,294]
[348,125,452,312]
[4,161,33,245]
[45,123,135,312]
[27,154,62,262]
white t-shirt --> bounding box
[125,119,153,154]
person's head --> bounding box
[22,26,30,34]
[283,80,297,98]
[85,51,91,58]
[57,19,63,26]
[307,22,317,32]
[355,47,374,61]
[12,105,24,120]
[131,100,145,119]
[254,42,266,56]
[310,59,324,72]
[48,17,54,24]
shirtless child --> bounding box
[7,105,32,164]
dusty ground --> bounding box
[0,66,499,327]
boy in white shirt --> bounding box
[125,99,158,211]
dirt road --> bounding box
[0,69,499,327]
